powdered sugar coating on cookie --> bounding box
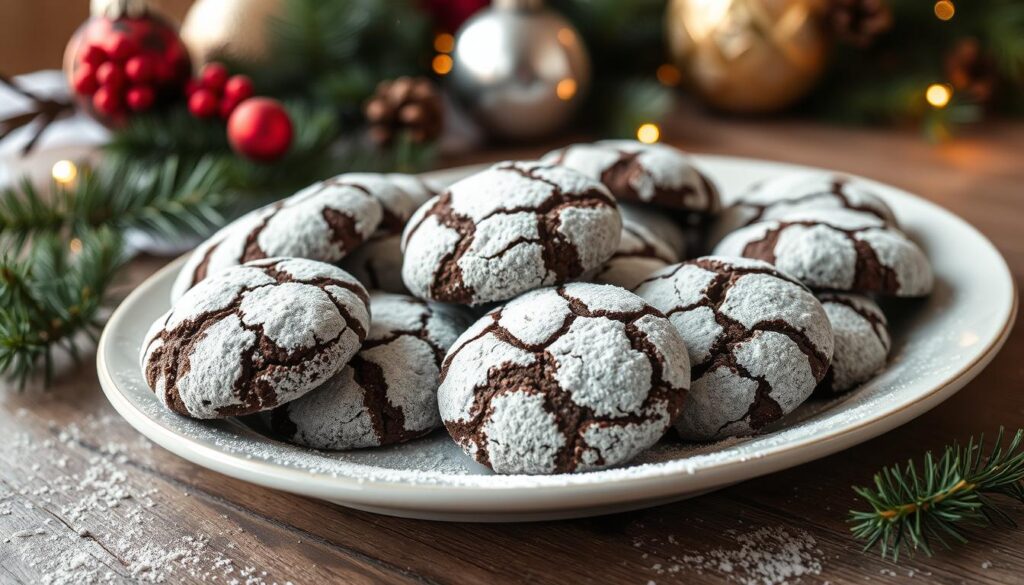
[401,161,622,305]
[713,208,933,297]
[142,258,370,419]
[712,171,898,244]
[814,293,891,396]
[542,140,720,213]
[438,283,691,474]
[592,214,680,290]
[171,173,393,300]
[269,292,472,449]
[635,256,834,441]
[339,174,442,293]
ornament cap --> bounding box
[492,0,544,11]
[90,0,151,18]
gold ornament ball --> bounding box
[179,0,283,67]
[666,0,829,114]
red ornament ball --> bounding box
[188,88,219,117]
[64,12,192,125]
[227,98,293,163]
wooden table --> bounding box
[2,113,1022,584]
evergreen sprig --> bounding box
[0,227,124,388]
[0,154,229,251]
[850,428,1024,560]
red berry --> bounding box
[72,65,99,95]
[105,34,139,62]
[188,88,219,117]
[200,63,229,91]
[223,75,254,103]
[227,97,293,162]
[219,96,241,119]
[95,62,124,89]
[92,86,122,116]
[126,86,156,111]
[185,78,201,97]
[124,55,156,84]
[81,45,107,67]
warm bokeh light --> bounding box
[656,64,682,87]
[926,83,952,108]
[934,0,955,20]
[51,160,78,185]
[69,238,83,254]
[432,54,453,75]
[433,33,455,53]
[636,123,660,144]
[555,78,577,101]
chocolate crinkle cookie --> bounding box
[711,171,898,244]
[339,174,442,294]
[142,258,371,419]
[268,292,472,450]
[438,283,691,474]
[171,172,414,300]
[592,213,680,290]
[542,140,720,214]
[814,293,891,396]
[635,256,834,442]
[401,161,622,306]
[714,208,934,297]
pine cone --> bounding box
[365,77,444,146]
[946,38,998,103]
[829,0,893,47]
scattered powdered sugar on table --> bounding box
[1,413,293,585]
[639,526,824,585]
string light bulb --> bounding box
[432,54,453,75]
[636,123,660,144]
[934,0,955,21]
[434,33,455,53]
[926,83,952,108]
[51,160,78,185]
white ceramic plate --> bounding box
[97,156,1017,522]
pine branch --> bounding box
[0,227,124,388]
[0,154,230,250]
[850,428,1024,560]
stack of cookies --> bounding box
[141,141,932,475]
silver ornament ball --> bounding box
[448,0,591,141]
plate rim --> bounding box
[96,154,1019,514]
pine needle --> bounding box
[850,428,1024,560]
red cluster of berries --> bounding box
[186,63,254,120]
[71,33,185,116]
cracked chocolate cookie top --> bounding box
[339,174,442,294]
[143,258,371,419]
[268,292,472,450]
[592,213,681,290]
[711,171,898,244]
[542,140,720,213]
[400,161,622,306]
[171,173,395,301]
[814,293,891,397]
[713,208,934,297]
[635,256,834,441]
[437,283,691,474]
